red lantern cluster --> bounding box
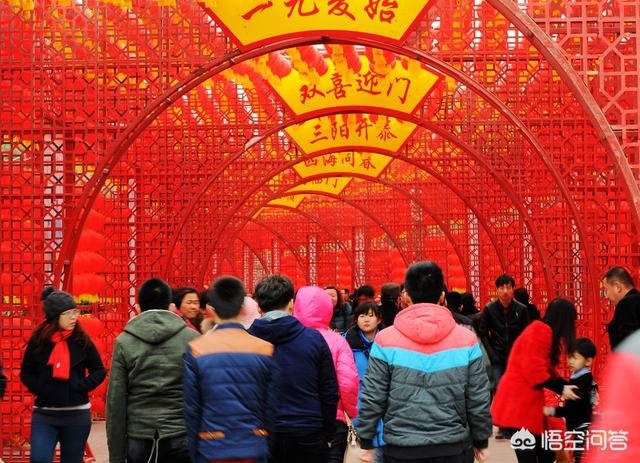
[298,45,329,76]
[72,194,108,299]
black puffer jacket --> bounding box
[20,333,106,407]
[608,288,640,350]
[0,361,6,399]
[477,299,529,367]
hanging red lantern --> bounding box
[299,45,328,76]
[73,251,107,275]
[342,45,362,73]
[267,52,292,78]
[72,273,107,295]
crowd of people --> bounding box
[5,263,640,463]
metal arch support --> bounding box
[197,185,413,286]
[257,206,357,273]
[261,182,475,280]
[187,115,527,288]
[487,0,640,329]
[54,35,598,304]
[201,191,396,288]
[249,218,308,274]
[165,110,536,284]
[202,169,502,291]
[488,0,640,227]
[236,235,271,277]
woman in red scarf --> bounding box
[20,287,106,463]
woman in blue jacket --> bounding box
[344,301,384,461]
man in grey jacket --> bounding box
[106,278,198,463]
[357,261,491,463]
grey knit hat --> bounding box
[41,286,76,321]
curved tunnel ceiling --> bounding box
[25,0,638,330]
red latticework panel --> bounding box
[1,0,639,459]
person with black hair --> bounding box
[326,285,353,333]
[106,278,198,463]
[477,274,529,418]
[248,275,339,463]
[172,286,202,332]
[0,360,6,399]
[184,276,275,463]
[492,298,581,463]
[514,287,541,321]
[344,302,384,461]
[354,285,375,306]
[379,282,402,327]
[460,292,480,317]
[544,338,597,463]
[20,287,106,463]
[357,261,492,463]
[602,266,640,349]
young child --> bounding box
[544,337,598,463]
[344,301,384,462]
[345,302,382,384]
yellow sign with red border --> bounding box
[198,0,435,51]
[287,176,351,195]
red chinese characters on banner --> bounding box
[303,115,397,143]
[364,0,398,23]
[242,0,397,23]
[299,70,413,106]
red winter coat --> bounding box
[491,321,558,435]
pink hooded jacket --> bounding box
[294,286,359,423]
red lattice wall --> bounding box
[1,0,639,460]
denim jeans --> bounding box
[490,364,505,395]
[30,413,91,463]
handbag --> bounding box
[343,413,363,463]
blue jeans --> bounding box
[30,416,91,463]
[490,364,505,395]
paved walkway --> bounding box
[87,421,517,462]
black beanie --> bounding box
[41,286,76,322]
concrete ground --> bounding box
[87,421,518,462]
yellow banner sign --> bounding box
[287,176,351,195]
[293,152,392,178]
[268,54,441,117]
[199,0,435,50]
[266,194,307,208]
[253,194,307,217]
[285,114,417,155]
